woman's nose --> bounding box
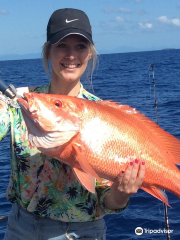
[65,48,76,60]
[66,55,75,60]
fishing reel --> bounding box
[0,72,22,108]
[0,71,17,99]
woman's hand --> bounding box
[103,160,145,210]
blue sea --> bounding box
[0,49,180,239]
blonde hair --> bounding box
[42,41,51,76]
[42,40,98,84]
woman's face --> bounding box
[49,34,92,83]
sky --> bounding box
[0,0,180,58]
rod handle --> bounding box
[0,78,8,93]
[0,79,16,99]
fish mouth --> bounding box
[17,93,38,119]
[17,93,29,110]
[17,93,49,131]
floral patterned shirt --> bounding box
[0,82,128,222]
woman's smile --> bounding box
[61,63,81,69]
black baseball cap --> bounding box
[47,8,93,44]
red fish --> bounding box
[17,92,180,206]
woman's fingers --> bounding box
[117,160,145,192]
[107,160,146,209]
[120,161,137,188]
[112,159,145,193]
[126,159,140,189]
[136,161,145,187]
[112,170,125,189]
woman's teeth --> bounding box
[62,64,79,68]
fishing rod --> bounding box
[150,63,171,240]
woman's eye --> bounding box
[77,44,86,49]
[57,44,67,48]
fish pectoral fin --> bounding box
[72,143,102,183]
[73,167,96,193]
[141,185,171,207]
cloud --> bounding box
[118,8,132,13]
[114,16,125,23]
[104,7,132,14]
[103,6,146,15]
[157,16,169,23]
[135,0,142,3]
[171,18,180,26]
[0,9,8,15]
[99,22,115,31]
[157,16,180,26]
[139,22,152,29]
[135,9,146,15]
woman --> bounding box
[0,8,145,240]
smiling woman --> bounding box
[42,35,98,91]
[1,8,145,240]
[43,41,98,93]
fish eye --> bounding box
[53,99,62,107]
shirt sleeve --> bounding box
[0,99,11,142]
[96,183,129,215]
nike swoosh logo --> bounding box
[66,19,79,23]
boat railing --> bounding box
[0,215,8,223]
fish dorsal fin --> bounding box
[137,116,180,165]
[98,100,180,164]
[97,100,137,114]
[73,167,96,193]
[146,124,180,165]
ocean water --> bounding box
[0,49,180,239]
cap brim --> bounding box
[49,28,93,44]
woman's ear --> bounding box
[88,52,92,60]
